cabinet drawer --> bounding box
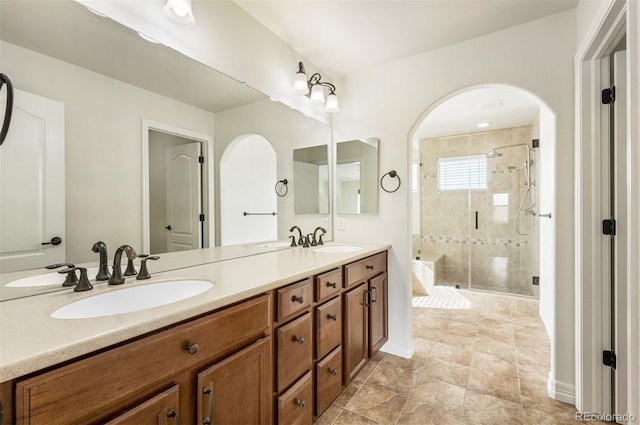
[315,296,342,360]
[278,371,312,425]
[315,268,342,302]
[343,252,387,288]
[15,294,271,425]
[104,385,179,425]
[277,278,313,322]
[277,312,312,392]
[316,347,342,416]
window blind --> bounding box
[437,154,487,191]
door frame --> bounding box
[575,0,639,418]
[141,119,214,254]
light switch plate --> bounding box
[337,217,345,230]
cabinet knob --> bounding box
[327,314,337,321]
[292,295,304,304]
[327,281,337,288]
[167,408,178,424]
[329,368,338,376]
[366,265,374,270]
[293,336,305,345]
[186,342,199,355]
[295,399,305,409]
[203,418,211,425]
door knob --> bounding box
[42,237,62,246]
[165,225,172,230]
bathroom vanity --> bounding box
[0,244,389,424]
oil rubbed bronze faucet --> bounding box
[108,245,137,285]
[91,241,110,281]
[313,226,327,246]
[289,225,304,246]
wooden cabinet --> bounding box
[3,249,389,425]
[343,282,369,383]
[315,347,342,416]
[343,253,388,385]
[277,371,312,425]
[104,385,179,425]
[197,337,271,425]
[276,313,313,392]
[14,294,271,425]
[369,273,388,356]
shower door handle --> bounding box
[475,211,478,230]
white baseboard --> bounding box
[380,339,415,359]
[548,373,576,405]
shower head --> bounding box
[486,150,502,159]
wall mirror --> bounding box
[336,138,379,214]
[293,145,330,215]
[0,0,331,300]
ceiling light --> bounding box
[163,0,195,25]
[477,122,491,128]
[292,61,339,113]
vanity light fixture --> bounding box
[292,62,339,113]
[163,0,195,26]
[477,122,491,128]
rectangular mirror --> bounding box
[293,145,330,215]
[336,138,379,214]
[0,0,332,301]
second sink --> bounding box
[51,280,214,319]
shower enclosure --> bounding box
[417,126,539,297]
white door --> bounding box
[612,49,628,419]
[165,143,201,252]
[0,89,65,272]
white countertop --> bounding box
[0,242,389,382]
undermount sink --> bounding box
[255,241,291,248]
[313,245,363,254]
[6,265,140,288]
[50,280,214,319]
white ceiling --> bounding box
[415,85,541,139]
[235,0,579,78]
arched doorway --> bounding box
[219,134,277,246]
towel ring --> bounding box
[380,170,401,193]
[275,179,288,197]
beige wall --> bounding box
[419,126,539,296]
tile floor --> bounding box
[316,289,604,425]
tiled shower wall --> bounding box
[418,126,539,297]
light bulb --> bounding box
[325,93,340,113]
[310,84,325,104]
[292,72,309,95]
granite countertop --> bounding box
[0,242,389,382]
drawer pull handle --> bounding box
[371,286,378,303]
[329,368,338,376]
[295,398,305,409]
[327,314,337,321]
[292,295,304,304]
[293,336,305,344]
[366,265,374,270]
[203,386,213,425]
[327,281,337,288]
[167,408,179,424]
[186,342,199,355]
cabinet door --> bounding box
[343,282,369,385]
[197,337,272,425]
[369,273,388,356]
[104,385,179,425]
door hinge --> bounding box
[602,86,616,104]
[532,139,540,149]
[602,218,616,235]
[199,214,205,222]
[198,156,204,164]
[603,350,616,369]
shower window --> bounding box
[492,193,509,223]
[437,154,487,191]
